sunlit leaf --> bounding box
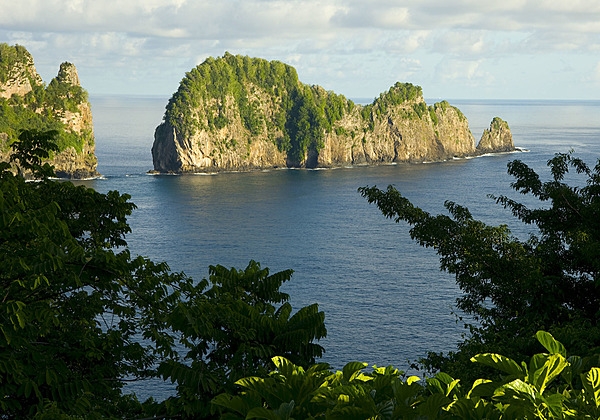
[582,367,600,408]
[536,331,566,357]
[471,353,525,377]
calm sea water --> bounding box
[87,95,600,400]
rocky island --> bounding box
[152,53,514,173]
[0,43,98,178]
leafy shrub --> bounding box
[155,261,326,418]
[213,331,600,419]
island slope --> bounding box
[0,43,98,178]
[152,53,514,173]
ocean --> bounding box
[86,95,600,400]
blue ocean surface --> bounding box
[87,95,600,400]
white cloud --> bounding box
[433,31,488,56]
[331,5,410,29]
[393,57,423,82]
[435,58,494,87]
[386,31,431,54]
[591,62,600,82]
[3,1,600,48]
[2,0,600,98]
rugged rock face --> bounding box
[0,49,42,99]
[316,98,479,167]
[152,53,515,173]
[476,117,514,154]
[0,44,98,179]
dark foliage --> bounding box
[0,130,326,418]
[360,152,600,380]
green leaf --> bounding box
[496,379,537,402]
[431,372,460,397]
[529,353,568,394]
[434,371,455,385]
[426,377,444,394]
[562,355,582,385]
[582,367,600,408]
[212,393,249,416]
[467,379,497,398]
[542,392,566,418]
[471,353,525,377]
[406,375,421,385]
[14,311,26,329]
[535,331,566,357]
[24,379,32,398]
[342,361,369,383]
[452,396,504,420]
[417,392,451,418]
[274,401,295,419]
[235,376,266,390]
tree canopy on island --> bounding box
[163,53,434,166]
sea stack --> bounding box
[476,117,514,154]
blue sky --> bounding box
[2,0,600,100]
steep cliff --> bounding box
[0,44,98,178]
[152,53,514,173]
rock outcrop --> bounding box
[152,53,514,173]
[0,44,98,179]
[0,47,42,99]
[476,117,514,154]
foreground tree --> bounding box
[0,130,191,418]
[155,261,327,418]
[360,153,600,379]
[0,130,326,419]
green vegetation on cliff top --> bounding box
[164,53,436,165]
[0,43,92,154]
[0,43,32,82]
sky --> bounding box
[1,0,600,100]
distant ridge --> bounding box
[152,53,515,173]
